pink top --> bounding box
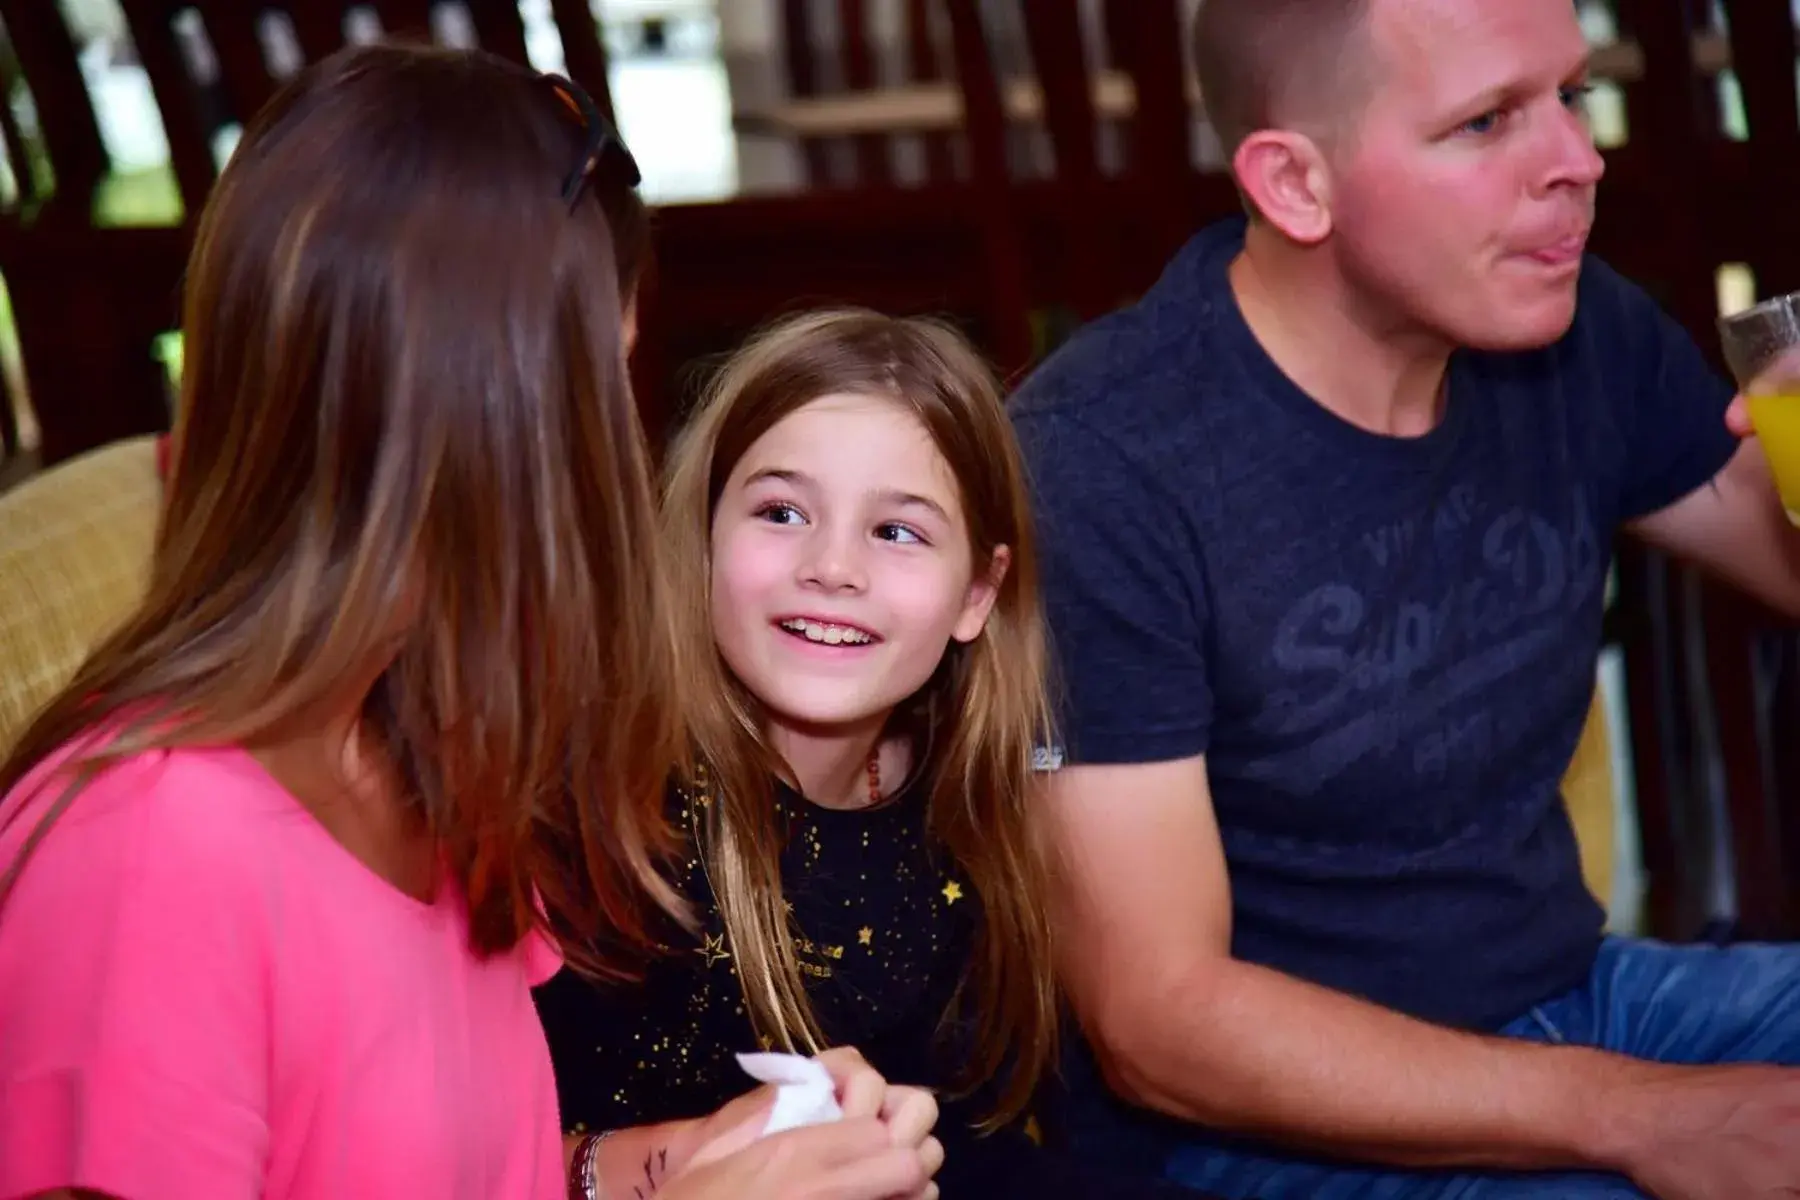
[0,738,567,1200]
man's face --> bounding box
[1325,0,1604,351]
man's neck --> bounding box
[1231,224,1454,438]
[767,712,894,811]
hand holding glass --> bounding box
[1718,293,1800,525]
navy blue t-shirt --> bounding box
[1012,217,1736,1034]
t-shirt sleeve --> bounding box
[0,752,270,1200]
[1588,260,1739,521]
[1015,408,1214,765]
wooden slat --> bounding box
[1701,583,1794,938]
[903,0,953,181]
[1020,0,1096,181]
[1612,543,1699,940]
[836,0,887,184]
[196,0,281,125]
[0,224,187,464]
[941,0,1029,373]
[287,1,350,62]
[1719,0,1800,296]
[116,0,218,214]
[1612,0,1715,944]
[0,0,107,221]
[0,18,41,212]
[372,0,436,40]
[1018,0,1121,316]
[547,0,616,125]
[1610,0,1714,340]
[1105,0,1187,173]
[780,0,833,184]
[464,0,532,66]
[1104,0,1191,271]
[1772,643,1800,908]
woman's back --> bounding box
[0,738,563,1197]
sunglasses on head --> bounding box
[541,72,642,208]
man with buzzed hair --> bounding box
[1012,0,1800,1196]
[1188,0,1373,156]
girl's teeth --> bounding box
[786,619,869,644]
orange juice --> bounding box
[1748,391,1800,524]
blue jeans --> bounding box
[1161,937,1800,1198]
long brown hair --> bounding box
[0,43,681,976]
[662,310,1058,1125]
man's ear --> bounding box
[1233,130,1334,244]
[952,545,1010,643]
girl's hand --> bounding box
[679,1046,940,1177]
[816,1046,939,1150]
[662,1117,942,1200]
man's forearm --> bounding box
[1095,958,1656,1172]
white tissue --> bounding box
[736,1051,844,1136]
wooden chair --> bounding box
[116,0,618,222]
[0,0,627,466]
[1013,0,1202,318]
[0,0,177,466]
[646,0,1033,416]
[1606,0,1800,941]
[779,0,958,189]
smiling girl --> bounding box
[534,310,1185,1198]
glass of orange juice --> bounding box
[1719,293,1800,525]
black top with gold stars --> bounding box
[535,771,974,1124]
[533,776,1189,1200]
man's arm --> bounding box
[1627,421,1800,620]
[1043,755,1793,1183]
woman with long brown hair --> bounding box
[535,310,1190,1198]
[0,45,936,1200]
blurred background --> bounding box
[1,0,1797,950]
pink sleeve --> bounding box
[0,753,270,1200]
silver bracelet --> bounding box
[570,1129,617,1200]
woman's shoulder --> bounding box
[3,735,301,901]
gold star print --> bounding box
[696,933,731,966]
[858,926,873,946]
[942,880,963,905]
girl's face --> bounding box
[709,393,1003,736]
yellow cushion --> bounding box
[0,436,161,751]
[1563,691,1615,908]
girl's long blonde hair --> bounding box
[661,309,1058,1126]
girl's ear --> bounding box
[951,545,1009,644]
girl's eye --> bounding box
[876,522,925,546]
[756,502,806,526]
